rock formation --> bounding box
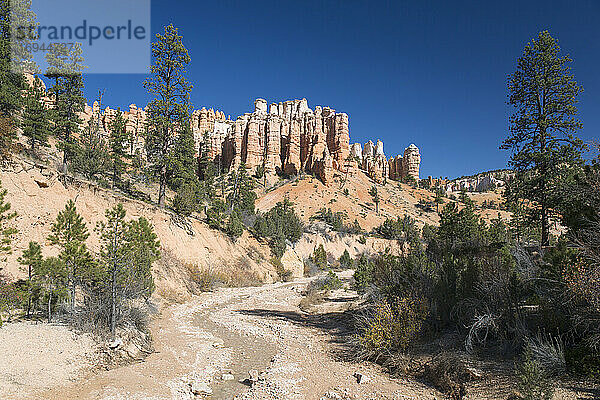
[195,98,351,185]
[351,140,421,183]
[446,170,513,193]
[25,71,421,187]
[77,102,147,158]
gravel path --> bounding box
[22,278,433,400]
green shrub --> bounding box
[323,270,342,291]
[376,217,403,239]
[375,216,421,245]
[172,182,199,216]
[516,349,555,400]
[353,255,374,293]
[339,250,353,269]
[312,244,327,270]
[0,273,22,327]
[226,211,244,239]
[253,198,303,256]
[311,207,346,231]
[206,199,226,230]
[306,270,342,293]
[354,296,428,358]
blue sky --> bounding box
[73,0,598,179]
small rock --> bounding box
[221,373,235,381]
[108,338,123,349]
[248,369,259,382]
[125,343,141,359]
[212,341,225,348]
[191,381,212,396]
[34,179,49,188]
[353,372,370,384]
[467,367,483,379]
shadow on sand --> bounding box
[237,308,357,361]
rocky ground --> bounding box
[3,272,597,400]
[0,321,98,399]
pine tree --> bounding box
[108,108,129,187]
[0,2,24,118]
[0,0,37,156]
[35,256,67,323]
[226,163,256,215]
[73,115,110,180]
[72,91,110,180]
[96,203,129,335]
[502,31,585,246]
[206,198,227,230]
[339,249,352,268]
[48,199,93,310]
[21,76,50,154]
[127,216,159,300]
[18,241,43,316]
[45,43,86,170]
[144,24,192,206]
[313,244,327,270]
[226,210,244,239]
[369,185,380,214]
[96,204,159,335]
[0,179,17,255]
[167,121,198,192]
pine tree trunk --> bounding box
[111,268,117,337]
[541,202,549,247]
[47,292,52,323]
[26,266,32,317]
[158,165,166,206]
[70,265,76,311]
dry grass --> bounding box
[185,262,263,292]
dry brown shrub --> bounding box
[422,352,472,400]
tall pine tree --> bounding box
[45,43,86,170]
[167,120,198,192]
[96,204,159,336]
[108,108,129,187]
[18,241,43,316]
[22,75,50,153]
[0,0,37,156]
[144,25,192,206]
[502,31,584,246]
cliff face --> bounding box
[79,102,147,157]
[197,98,421,185]
[195,98,350,185]
[27,70,421,187]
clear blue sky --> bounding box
[78,0,599,179]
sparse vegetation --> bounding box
[253,198,303,257]
[515,349,555,400]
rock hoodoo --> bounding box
[25,71,421,187]
[194,98,352,184]
[196,98,421,185]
